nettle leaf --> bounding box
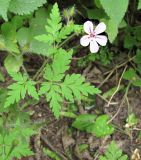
[99,141,128,160]
[9,0,47,15]
[99,0,129,42]
[0,0,11,21]
[1,22,20,53]
[4,72,39,108]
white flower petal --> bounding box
[90,40,99,53]
[80,35,90,46]
[95,35,108,46]
[84,21,94,34]
[95,22,106,35]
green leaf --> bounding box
[9,0,47,15]
[107,20,118,43]
[99,141,128,160]
[4,72,38,108]
[57,23,78,42]
[0,0,11,21]
[62,74,101,100]
[43,148,61,160]
[47,85,63,118]
[99,0,129,25]
[87,115,114,137]
[99,0,129,42]
[123,68,137,81]
[138,0,141,9]
[72,114,97,131]
[4,55,23,73]
[0,88,7,112]
[72,114,114,137]
[17,27,30,47]
[39,47,100,118]
[134,49,141,64]
[126,113,138,127]
[87,8,107,20]
[1,22,20,53]
[0,127,34,159]
[29,7,51,55]
[44,48,73,81]
[35,3,62,45]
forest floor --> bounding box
[9,49,140,160]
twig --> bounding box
[98,69,115,88]
[41,134,68,160]
[107,66,127,106]
[104,56,135,75]
[108,82,131,123]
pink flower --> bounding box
[80,21,108,53]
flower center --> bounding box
[89,32,95,38]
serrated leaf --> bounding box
[9,0,47,15]
[87,115,114,137]
[99,141,128,160]
[99,0,129,25]
[44,48,73,81]
[62,74,101,100]
[57,23,76,42]
[47,85,63,118]
[0,126,34,159]
[35,3,62,45]
[0,0,11,21]
[99,0,129,42]
[4,73,38,108]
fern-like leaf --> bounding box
[99,141,128,160]
[44,48,73,81]
[4,73,39,108]
[35,3,62,44]
[62,74,100,100]
[39,49,100,118]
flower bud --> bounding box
[62,6,76,22]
